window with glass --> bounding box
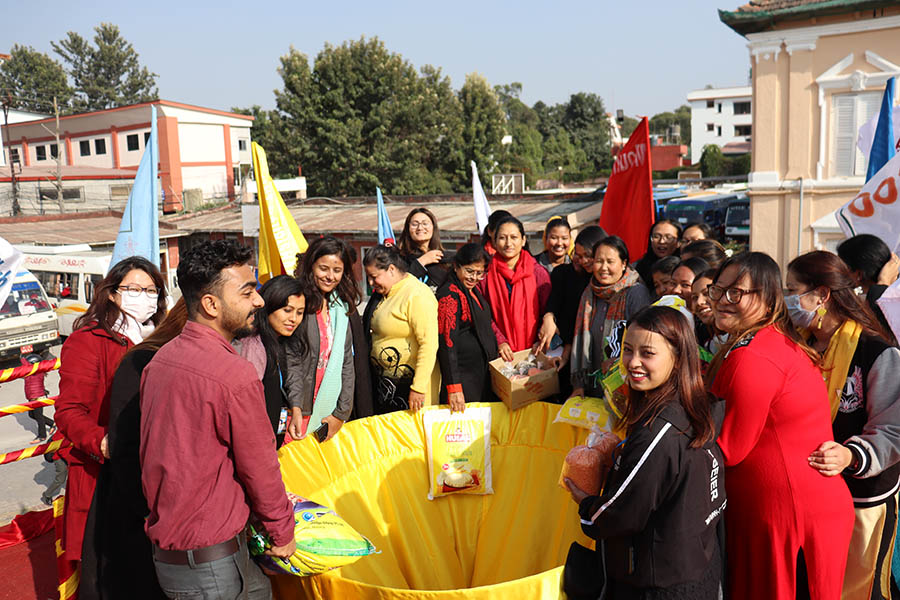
[733,101,751,115]
[735,125,752,137]
[37,272,81,301]
[706,100,714,108]
[95,139,107,155]
[80,140,91,156]
[36,146,47,161]
[832,92,881,177]
[0,281,54,320]
[127,134,140,151]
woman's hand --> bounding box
[878,253,900,286]
[448,391,465,413]
[408,390,426,412]
[564,477,589,504]
[288,407,304,440]
[417,249,444,266]
[569,388,584,401]
[808,441,853,477]
[556,344,572,372]
[320,415,343,442]
[498,343,514,362]
[100,434,110,459]
[534,314,558,354]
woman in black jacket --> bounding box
[88,299,188,600]
[566,306,725,600]
[436,243,498,411]
[396,207,449,290]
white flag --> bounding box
[836,152,900,252]
[472,161,492,234]
[0,237,24,309]
[858,105,900,160]
[877,278,900,343]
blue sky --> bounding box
[3,0,751,117]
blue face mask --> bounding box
[784,291,816,329]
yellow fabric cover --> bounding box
[274,402,593,599]
[822,319,863,421]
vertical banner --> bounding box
[376,187,395,245]
[472,161,492,234]
[0,236,23,309]
[598,117,654,261]
[253,142,308,283]
[110,104,159,269]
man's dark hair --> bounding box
[177,240,253,316]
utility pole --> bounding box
[1,92,19,216]
[38,96,65,214]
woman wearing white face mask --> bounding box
[787,251,900,600]
[54,256,166,589]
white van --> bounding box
[0,270,59,359]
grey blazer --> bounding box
[283,312,355,421]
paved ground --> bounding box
[0,344,62,525]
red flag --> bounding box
[599,117,654,261]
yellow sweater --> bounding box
[370,274,439,403]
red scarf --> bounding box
[486,250,539,351]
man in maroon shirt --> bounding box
[140,240,295,599]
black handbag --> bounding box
[563,540,607,600]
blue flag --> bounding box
[110,104,159,270]
[376,187,395,245]
[866,77,896,182]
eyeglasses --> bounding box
[117,285,160,299]
[461,267,485,279]
[409,220,432,230]
[650,234,678,243]
[707,284,758,304]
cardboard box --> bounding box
[489,349,560,410]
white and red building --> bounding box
[1,100,254,213]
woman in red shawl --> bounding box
[708,251,854,600]
[478,215,550,361]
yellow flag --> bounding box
[252,142,308,283]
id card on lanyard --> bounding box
[277,367,288,434]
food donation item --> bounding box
[248,497,377,576]
[424,406,493,500]
[554,395,614,430]
[499,353,541,380]
[558,429,620,496]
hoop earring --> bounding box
[816,305,827,329]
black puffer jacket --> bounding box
[578,401,726,590]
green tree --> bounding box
[459,73,506,187]
[267,38,465,196]
[533,100,563,140]
[699,144,724,177]
[0,45,73,112]
[494,82,543,185]
[542,130,587,180]
[560,92,611,172]
[649,104,691,148]
[620,115,640,138]
[52,23,157,111]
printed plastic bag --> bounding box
[248,497,376,577]
[553,395,616,430]
[424,406,493,500]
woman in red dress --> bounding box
[707,251,853,600]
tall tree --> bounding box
[52,23,158,112]
[495,83,543,184]
[649,104,691,147]
[459,73,506,187]
[560,92,611,171]
[0,45,72,113]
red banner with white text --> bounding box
[599,117,654,261]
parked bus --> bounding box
[664,196,729,239]
[18,245,112,337]
[724,197,750,241]
[0,270,59,360]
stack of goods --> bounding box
[558,429,621,496]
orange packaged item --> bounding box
[558,445,604,496]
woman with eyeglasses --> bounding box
[633,219,682,288]
[689,268,727,355]
[707,252,853,600]
[786,251,900,600]
[534,216,572,273]
[535,225,607,398]
[396,207,448,290]
[55,257,167,577]
[569,235,652,400]
[478,215,551,362]
[436,243,498,411]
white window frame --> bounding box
[830,91,880,178]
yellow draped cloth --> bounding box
[822,319,863,421]
[272,402,593,600]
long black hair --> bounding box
[295,235,361,315]
[74,256,167,344]
[254,275,308,358]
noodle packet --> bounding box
[424,406,493,500]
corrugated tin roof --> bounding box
[167,199,602,236]
[0,213,182,246]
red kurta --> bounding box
[712,325,853,600]
[55,325,131,560]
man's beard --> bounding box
[223,302,258,339]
